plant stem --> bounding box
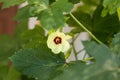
[69,12,103,44]
[82,57,94,62]
[77,48,84,54]
[65,47,72,59]
[72,36,78,60]
[59,27,63,32]
[82,53,87,60]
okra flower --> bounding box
[47,32,71,54]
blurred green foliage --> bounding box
[0,0,120,80]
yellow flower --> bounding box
[47,32,71,54]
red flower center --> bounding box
[54,36,62,44]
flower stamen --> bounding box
[54,36,62,44]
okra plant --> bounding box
[0,0,120,80]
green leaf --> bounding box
[91,6,120,44]
[117,7,120,21]
[28,0,49,5]
[14,6,30,21]
[49,0,56,4]
[10,43,65,80]
[21,75,35,80]
[67,6,120,44]
[112,33,120,45]
[21,26,47,48]
[54,61,120,80]
[0,0,26,9]
[38,0,73,30]
[111,33,120,58]
[0,64,21,80]
[28,0,49,16]
[14,20,28,38]
[83,41,115,64]
[14,20,28,48]
[21,26,45,41]
[66,11,91,34]
[54,41,120,80]
[69,0,80,4]
[0,35,17,61]
[0,64,8,80]
[76,0,101,15]
[102,0,120,16]
[52,0,73,13]
[38,9,65,30]
[5,66,21,80]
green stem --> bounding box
[69,12,103,44]
[77,48,84,54]
[82,53,87,60]
[65,47,72,59]
[59,27,63,32]
[82,57,94,62]
[72,36,78,60]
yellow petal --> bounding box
[61,41,70,52]
[47,31,71,54]
[65,35,72,40]
[52,45,62,54]
[47,35,56,49]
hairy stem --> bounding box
[69,12,103,44]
